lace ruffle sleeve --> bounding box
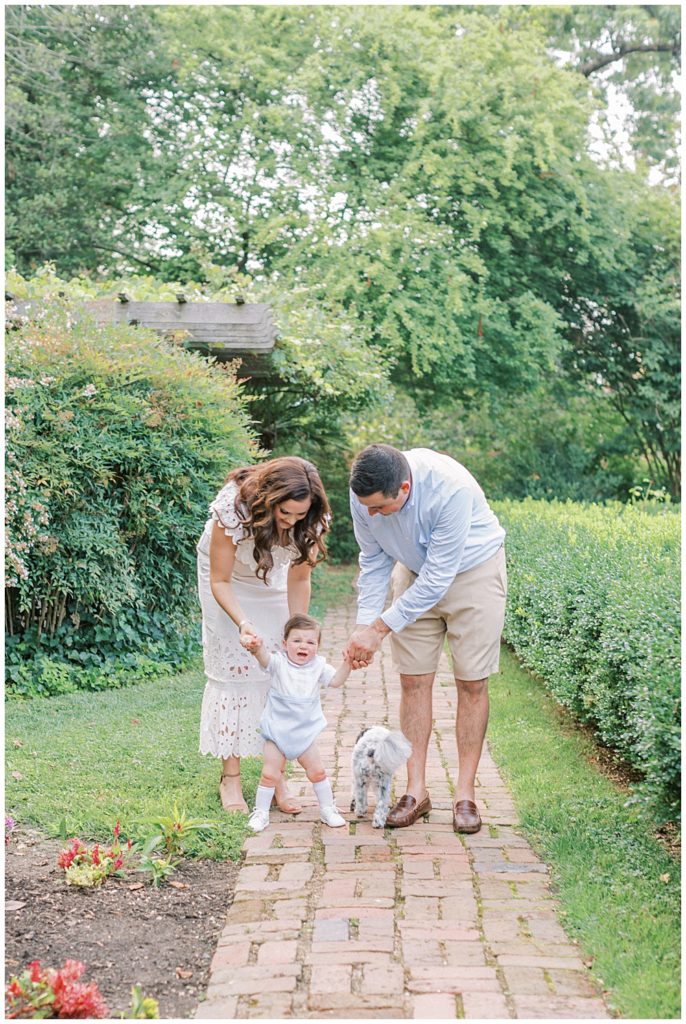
[209,481,246,543]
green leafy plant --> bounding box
[6,294,256,696]
[144,804,217,859]
[126,985,160,1019]
[497,499,680,824]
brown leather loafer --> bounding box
[453,799,482,834]
[386,793,432,828]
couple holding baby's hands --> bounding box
[197,444,506,835]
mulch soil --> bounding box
[5,827,240,1019]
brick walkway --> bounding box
[197,600,611,1019]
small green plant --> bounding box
[144,804,217,859]
[137,836,178,888]
[126,985,160,1019]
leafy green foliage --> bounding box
[497,499,680,824]
[561,174,681,498]
[5,5,178,277]
[5,7,681,502]
[6,286,256,694]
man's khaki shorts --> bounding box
[389,546,507,680]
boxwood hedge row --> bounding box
[495,499,680,825]
[6,300,257,697]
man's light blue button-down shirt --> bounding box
[350,448,505,633]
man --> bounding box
[345,444,507,833]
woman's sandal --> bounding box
[219,771,249,814]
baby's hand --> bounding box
[241,633,262,653]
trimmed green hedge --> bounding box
[496,499,680,825]
[6,299,256,696]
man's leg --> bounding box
[399,672,435,801]
[454,677,489,802]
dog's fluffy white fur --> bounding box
[350,726,412,828]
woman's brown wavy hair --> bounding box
[225,457,331,582]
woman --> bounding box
[197,456,331,813]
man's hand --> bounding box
[345,620,390,669]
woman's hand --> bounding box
[239,622,261,651]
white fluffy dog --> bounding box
[350,726,412,828]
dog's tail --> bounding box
[376,730,412,776]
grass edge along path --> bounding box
[489,646,680,1020]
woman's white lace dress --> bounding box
[197,481,296,758]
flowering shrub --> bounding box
[58,822,133,888]
[5,959,108,1019]
[6,816,16,846]
[6,287,256,697]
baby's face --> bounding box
[284,628,320,665]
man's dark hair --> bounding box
[349,444,410,498]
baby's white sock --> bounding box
[255,785,275,812]
[313,778,335,808]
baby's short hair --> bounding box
[283,613,321,640]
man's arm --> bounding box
[381,487,472,634]
[346,495,395,665]
[350,497,395,625]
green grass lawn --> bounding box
[5,563,357,861]
[489,646,681,1020]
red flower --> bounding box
[28,961,43,983]
[113,821,121,839]
[50,962,108,1019]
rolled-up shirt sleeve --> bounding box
[381,487,473,633]
[351,496,395,625]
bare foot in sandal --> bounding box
[273,774,302,814]
[220,771,249,814]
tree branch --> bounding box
[580,41,680,77]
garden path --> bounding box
[196,598,611,1019]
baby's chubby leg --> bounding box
[260,741,287,788]
[298,744,346,828]
[248,741,286,833]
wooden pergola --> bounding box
[7,294,278,374]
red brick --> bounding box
[256,939,298,964]
[359,962,405,995]
[411,993,458,1018]
[310,964,352,993]
[461,992,511,1018]
[195,996,239,1017]
[209,941,250,970]
[512,996,610,1018]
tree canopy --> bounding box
[5,4,681,500]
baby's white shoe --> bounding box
[248,808,270,833]
[320,805,346,828]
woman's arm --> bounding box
[287,558,312,615]
[209,521,257,640]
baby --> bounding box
[241,612,352,832]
